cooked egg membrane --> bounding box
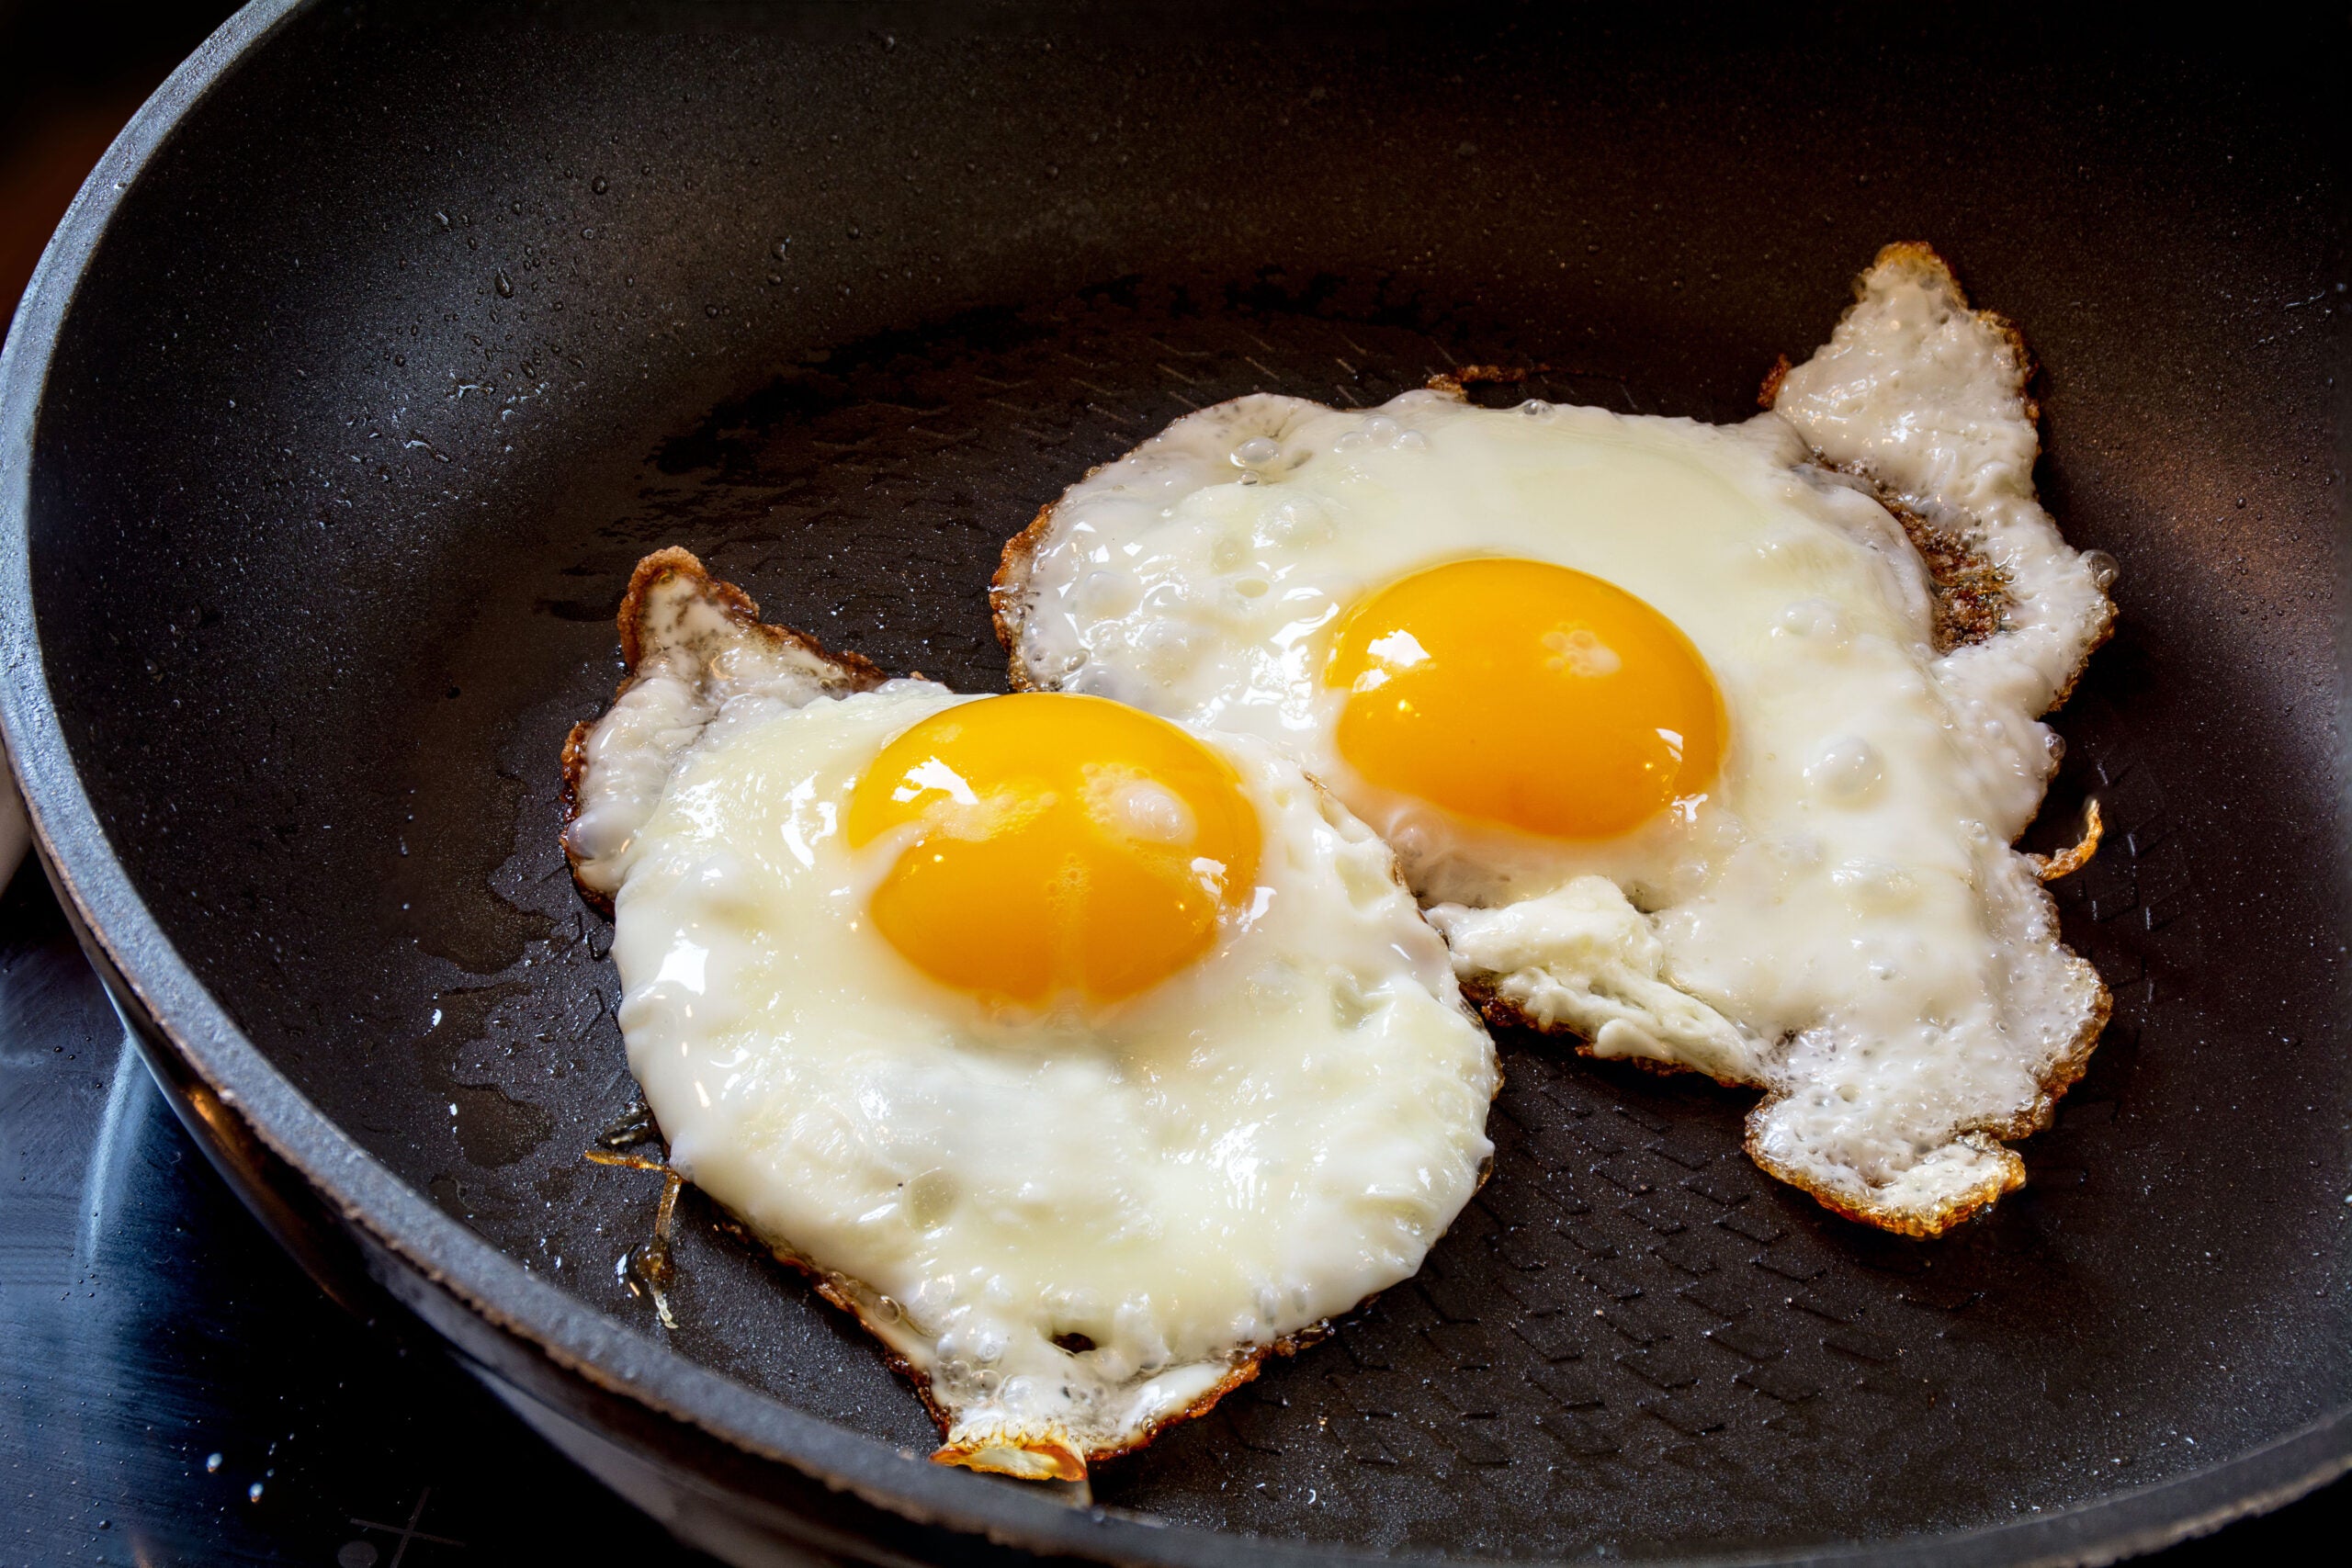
[594,677,1495,1475]
[996,247,2112,1234]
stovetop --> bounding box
[0,864,708,1567]
[0,855,2336,1565]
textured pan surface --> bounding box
[17,2,2346,1559]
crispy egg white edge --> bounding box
[572,644,1498,1472]
[996,249,2112,1233]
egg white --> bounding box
[602,679,1497,1474]
[996,247,2112,1234]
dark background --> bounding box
[0,2,2339,1563]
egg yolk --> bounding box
[845,693,1261,1008]
[1325,558,1724,840]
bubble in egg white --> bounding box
[1806,736,1885,805]
[1775,597,1850,645]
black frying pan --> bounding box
[3,3,2345,1562]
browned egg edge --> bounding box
[564,548,1457,1479]
[987,242,2118,1240]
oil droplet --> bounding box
[493,270,514,299]
[592,175,609,195]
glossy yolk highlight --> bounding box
[845,694,1261,1008]
[1325,558,1724,840]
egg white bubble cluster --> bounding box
[603,680,1496,1471]
[999,248,2113,1232]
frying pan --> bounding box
[3,2,2344,1562]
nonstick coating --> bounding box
[6,1,2346,1562]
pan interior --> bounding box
[21,3,2344,1559]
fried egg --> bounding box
[564,551,1496,1479]
[992,245,2114,1235]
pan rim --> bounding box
[0,1,2343,1562]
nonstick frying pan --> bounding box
[3,3,2345,1562]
